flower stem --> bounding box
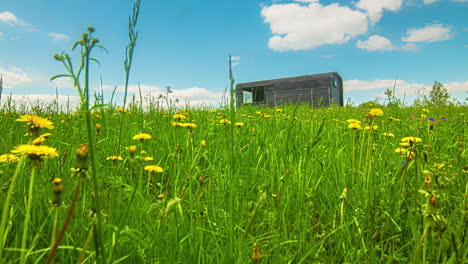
[20,166,37,264]
[0,157,25,261]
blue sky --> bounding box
[1,0,467,107]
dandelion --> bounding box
[116,107,126,113]
[395,148,407,155]
[157,194,165,200]
[173,114,186,121]
[183,123,197,129]
[235,122,244,127]
[382,132,394,137]
[106,156,123,161]
[401,137,422,145]
[132,133,152,141]
[52,178,63,206]
[144,165,164,173]
[210,109,217,113]
[348,122,362,130]
[364,125,378,131]
[276,108,283,112]
[367,108,384,118]
[144,156,154,162]
[96,123,101,134]
[346,119,361,124]
[11,144,59,161]
[251,242,262,262]
[0,154,18,163]
[220,119,231,125]
[16,114,54,130]
[201,139,207,147]
[422,108,430,113]
[171,122,183,127]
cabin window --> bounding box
[242,86,265,104]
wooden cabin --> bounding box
[236,72,343,107]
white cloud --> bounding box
[261,2,368,51]
[2,94,81,109]
[356,35,396,51]
[49,32,70,41]
[424,0,440,4]
[345,79,468,95]
[451,0,468,2]
[102,84,224,106]
[0,67,33,88]
[355,0,403,25]
[401,43,419,51]
[402,23,454,43]
[0,11,30,27]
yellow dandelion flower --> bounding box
[173,114,186,121]
[346,119,361,124]
[172,122,183,127]
[367,108,384,118]
[401,137,422,143]
[235,122,244,127]
[132,133,152,140]
[407,151,415,159]
[157,193,165,199]
[348,122,362,130]
[399,142,410,147]
[183,123,197,129]
[422,108,430,113]
[126,145,137,154]
[16,114,54,129]
[0,154,19,163]
[210,109,217,113]
[276,108,283,112]
[220,119,231,125]
[144,156,154,162]
[106,156,123,161]
[382,132,395,137]
[144,165,164,173]
[201,139,207,147]
[394,148,407,155]
[11,144,59,159]
[116,107,126,113]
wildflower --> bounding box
[276,108,283,112]
[394,148,407,155]
[422,108,430,113]
[132,133,152,141]
[346,119,361,124]
[348,122,362,130]
[183,123,197,129]
[364,125,378,131]
[157,194,165,200]
[106,156,123,161]
[382,132,395,137]
[116,107,126,113]
[144,156,154,162]
[12,144,59,160]
[0,154,19,163]
[401,137,422,145]
[52,178,63,206]
[406,151,415,159]
[144,165,164,173]
[201,139,207,147]
[235,122,244,127]
[96,123,101,134]
[399,142,410,147]
[219,119,231,125]
[210,109,217,113]
[251,242,261,262]
[367,108,384,118]
[424,174,432,185]
[126,145,137,157]
[16,114,54,130]
[173,114,186,121]
[172,122,183,127]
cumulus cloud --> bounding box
[102,84,224,106]
[356,35,396,51]
[261,2,368,51]
[0,11,36,31]
[401,43,419,51]
[344,79,468,95]
[355,0,403,25]
[402,23,454,43]
[424,0,440,4]
[3,94,81,108]
[0,67,33,88]
[49,32,70,41]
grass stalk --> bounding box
[0,157,25,261]
[19,166,38,264]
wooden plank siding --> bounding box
[236,72,343,107]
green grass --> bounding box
[0,103,466,263]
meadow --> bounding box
[0,100,466,263]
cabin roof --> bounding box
[236,72,341,89]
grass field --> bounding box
[0,102,466,263]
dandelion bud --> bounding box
[52,178,63,206]
[126,145,137,158]
[87,26,95,33]
[251,243,261,262]
[92,38,99,45]
[95,123,101,134]
[53,54,63,61]
[82,33,88,40]
[72,144,89,172]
